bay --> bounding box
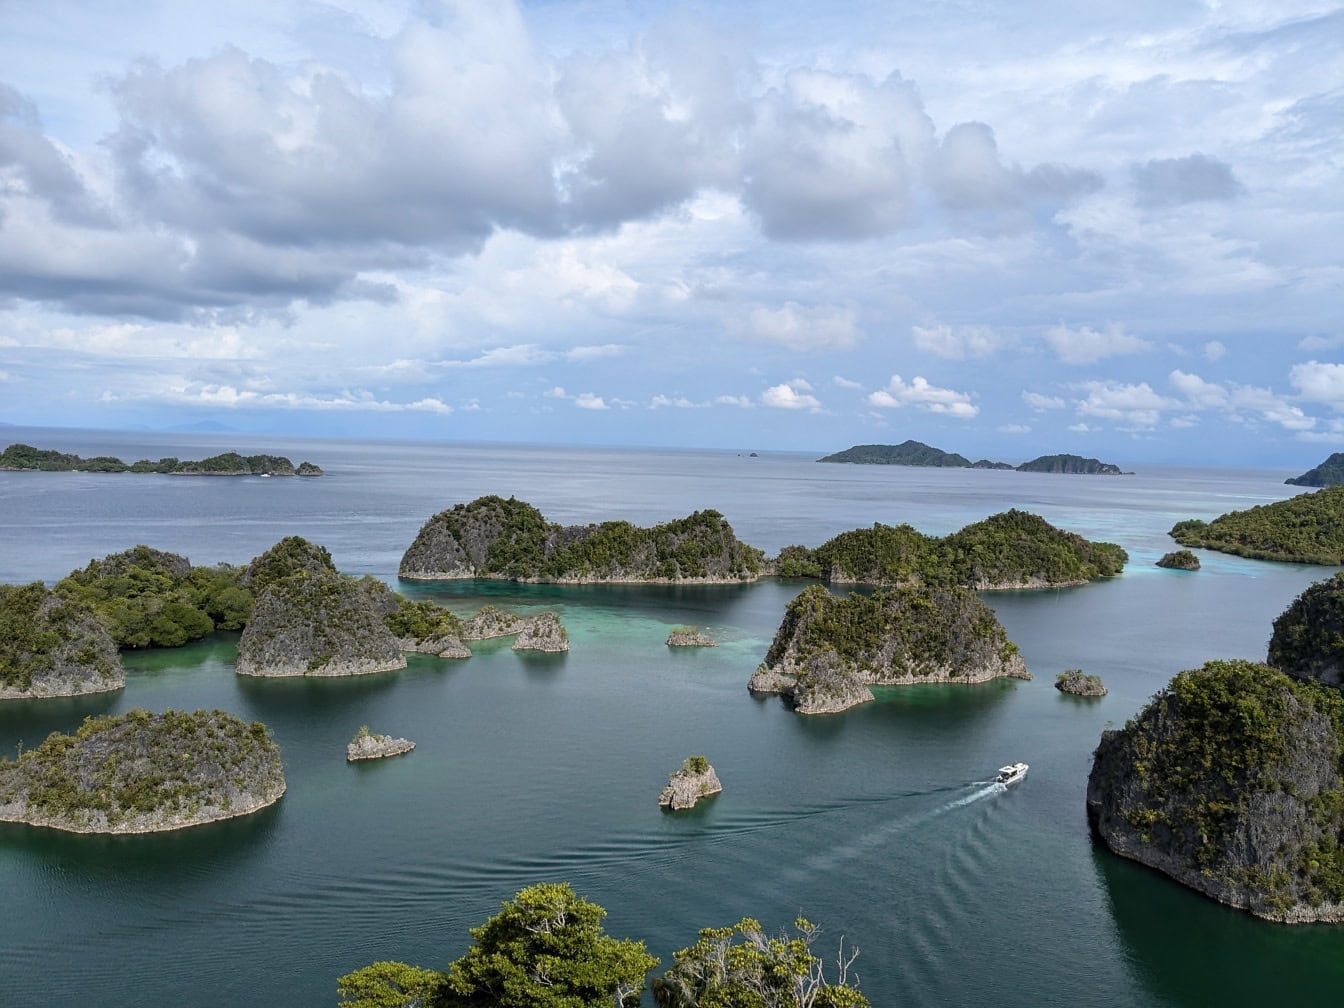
[1,425,1341,1007]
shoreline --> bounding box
[0,784,286,836]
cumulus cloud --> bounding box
[930,122,1101,215]
[106,381,454,413]
[912,323,1008,360]
[1131,154,1243,207]
[716,394,753,408]
[1170,369,1229,408]
[1044,324,1152,365]
[832,376,863,389]
[1022,391,1066,410]
[574,392,610,410]
[1203,340,1227,362]
[650,394,700,408]
[739,302,861,350]
[1290,361,1344,409]
[761,381,821,410]
[867,374,977,418]
[1076,380,1176,428]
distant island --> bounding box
[1170,487,1344,564]
[0,443,322,476]
[1287,452,1344,487]
[817,441,1130,474]
[748,583,1030,714]
[0,709,285,834]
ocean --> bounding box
[2,425,1342,1007]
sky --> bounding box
[0,0,1340,464]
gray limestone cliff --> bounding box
[1055,669,1108,696]
[0,583,124,700]
[347,728,416,761]
[749,584,1029,714]
[461,605,529,640]
[512,611,569,653]
[659,756,723,810]
[666,627,717,647]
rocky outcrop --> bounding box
[512,612,569,652]
[398,634,471,659]
[1087,659,1344,922]
[0,583,124,699]
[1156,550,1200,570]
[1055,669,1107,696]
[347,729,416,761]
[461,605,528,640]
[1268,572,1344,689]
[659,757,723,810]
[0,709,285,834]
[398,495,764,583]
[236,571,406,677]
[666,628,717,647]
[750,584,1029,714]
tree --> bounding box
[438,883,656,1008]
[337,961,446,1008]
[651,917,868,1008]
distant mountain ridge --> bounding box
[817,441,1130,474]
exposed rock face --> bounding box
[659,757,723,810]
[398,634,471,659]
[347,731,416,761]
[0,709,285,834]
[1156,550,1200,570]
[666,628,717,647]
[236,571,406,677]
[461,605,528,640]
[750,584,1029,714]
[0,583,124,699]
[1087,659,1344,922]
[1055,669,1108,696]
[512,611,569,652]
[398,495,764,583]
[1268,572,1344,689]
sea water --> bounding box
[1,425,1342,1007]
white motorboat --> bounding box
[995,762,1028,785]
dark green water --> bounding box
[2,428,1343,1006]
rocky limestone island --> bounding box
[347,726,416,761]
[749,583,1030,714]
[666,626,717,647]
[460,604,529,640]
[1286,452,1344,488]
[1170,486,1344,564]
[659,755,723,810]
[0,709,285,834]
[0,443,322,476]
[1055,669,1107,696]
[1268,572,1344,690]
[512,611,569,653]
[1087,659,1344,922]
[398,495,764,583]
[1156,550,1200,571]
[772,509,1126,589]
[0,582,125,699]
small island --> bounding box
[0,443,322,476]
[666,626,717,647]
[659,755,722,810]
[347,726,416,761]
[1015,453,1130,475]
[816,441,1130,474]
[398,496,764,583]
[1286,452,1344,487]
[1,582,124,699]
[749,583,1030,714]
[0,709,285,834]
[1156,549,1200,571]
[1055,669,1107,696]
[1170,486,1344,564]
[512,611,570,652]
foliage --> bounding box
[0,583,61,689]
[1267,572,1344,680]
[1169,487,1344,564]
[1056,669,1105,693]
[337,962,446,1008]
[244,536,337,593]
[682,755,710,775]
[384,597,464,640]
[1286,453,1344,488]
[1014,454,1123,474]
[774,545,824,579]
[651,917,868,1008]
[0,443,87,470]
[0,443,317,476]
[438,882,657,1007]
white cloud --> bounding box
[1068,423,1092,433]
[574,392,610,410]
[545,386,568,398]
[1290,361,1344,410]
[716,395,753,408]
[739,302,861,351]
[912,323,1008,360]
[110,382,454,413]
[565,344,626,361]
[1169,370,1229,408]
[832,376,863,389]
[867,374,978,418]
[1022,391,1065,411]
[1044,323,1152,365]
[1076,380,1177,428]
[1299,336,1344,351]
[1202,340,1226,362]
[997,423,1030,434]
[650,394,700,408]
[761,382,821,410]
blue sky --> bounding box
[0,1,1340,464]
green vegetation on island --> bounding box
[1170,486,1344,564]
[1015,453,1127,475]
[777,509,1126,588]
[336,882,867,1008]
[1268,572,1344,689]
[0,708,285,833]
[0,443,322,476]
[1055,669,1107,696]
[1287,453,1344,488]
[399,495,764,583]
[1156,549,1200,570]
[0,582,124,698]
[816,441,1129,474]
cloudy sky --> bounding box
[0,1,1340,464]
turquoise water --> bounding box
[2,427,1342,1006]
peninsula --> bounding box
[399,495,764,583]
[0,582,124,699]
[1286,453,1344,488]
[748,583,1029,714]
[0,709,286,834]
[1170,486,1344,564]
[817,441,1130,474]
[0,443,322,476]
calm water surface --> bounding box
[1,426,1342,1007]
